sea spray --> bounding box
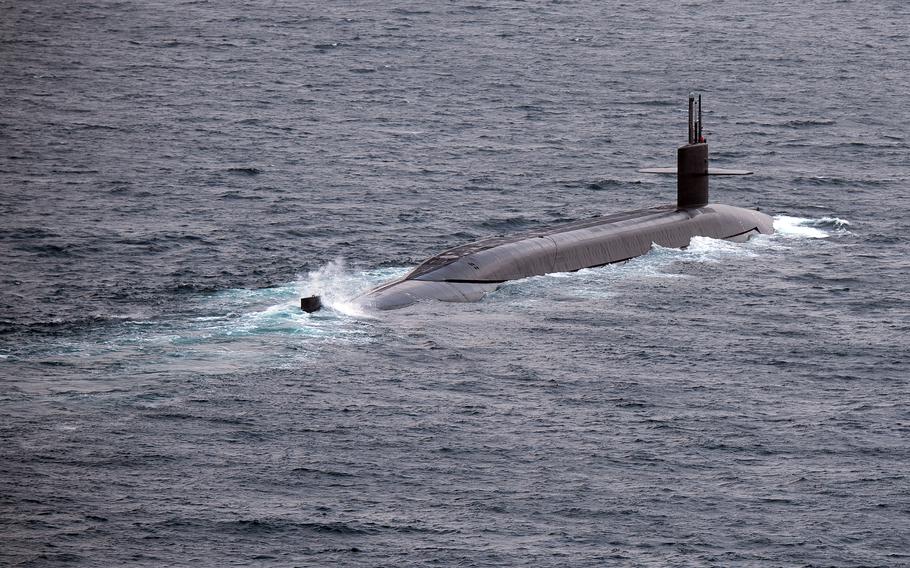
[297,259,409,317]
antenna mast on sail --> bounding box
[688,92,704,144]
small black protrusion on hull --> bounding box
[301,295,322,313]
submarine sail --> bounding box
[302,94,773,313]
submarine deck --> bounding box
[354,202,773,309]
[407,204,678,280]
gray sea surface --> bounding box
[2,1,909,566]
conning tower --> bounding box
[677,93,709,209]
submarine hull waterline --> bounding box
[351,202,773,311]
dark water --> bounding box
[2,1,909,565]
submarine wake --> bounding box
[4,215,847,378]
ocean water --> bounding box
[2,1,909,566]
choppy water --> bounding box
[2,1,909,566]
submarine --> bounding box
[301,94,773,313]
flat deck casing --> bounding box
[353,202,773,310]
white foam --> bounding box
[297,259,409,318]
[116,261,407,355]
[772,215,845,238]
[806,216,851,229]
[656,235,757,263]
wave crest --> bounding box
[773,215,851,238]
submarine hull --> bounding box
[352,203,773,311]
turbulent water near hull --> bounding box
[2,1,909,566]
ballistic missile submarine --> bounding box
[301,94,773,313]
